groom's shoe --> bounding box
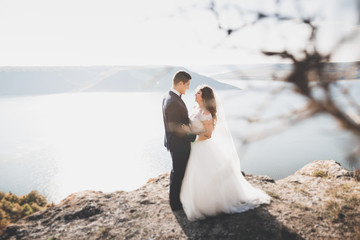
[171,206,183,212]
[170,204,183,212]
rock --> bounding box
[63,204,102,221]
[1,160,359,240]
[295,160,352,178]
[3,225,19,237]
[26,212,44,221]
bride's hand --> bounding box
[197,134,210,141]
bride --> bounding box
[180,85,271,221]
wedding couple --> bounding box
[162,70,270,221]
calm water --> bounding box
[1,81,359,202]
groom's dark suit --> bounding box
[162,90,196,211]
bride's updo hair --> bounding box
[198,85,217,124]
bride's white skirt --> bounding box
[180,139,271,221]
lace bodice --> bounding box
[189,106,213,134]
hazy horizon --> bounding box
[1,0,359,66]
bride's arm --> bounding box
[198,119,213,141]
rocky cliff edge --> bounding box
[2,160,360,240]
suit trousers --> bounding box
[169,150,190,211]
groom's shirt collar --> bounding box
[170,88,181,97]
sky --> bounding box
[0,0,359,67]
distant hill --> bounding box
[84,66,237,92]
[209,62,360,81]
[0,66,237,96]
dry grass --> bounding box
[353,169,360,181]
[313,170,328,178]
[291,202,312,211]
[266,191,280,199]
[320,182,360,239]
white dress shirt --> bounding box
[170,88,181,97]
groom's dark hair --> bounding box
[173,71,191,85]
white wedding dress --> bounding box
[180,105,271,221]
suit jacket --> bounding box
[162,91,196,152]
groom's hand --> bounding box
[168,122,186,137]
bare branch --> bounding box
[321,89,360,136]
[207,1,360,163]
[262,50,297,62]
[239,102,320,145]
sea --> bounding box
[0,80,359,203]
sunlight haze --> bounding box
[0,0,359,66]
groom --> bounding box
[162,70,198,211]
